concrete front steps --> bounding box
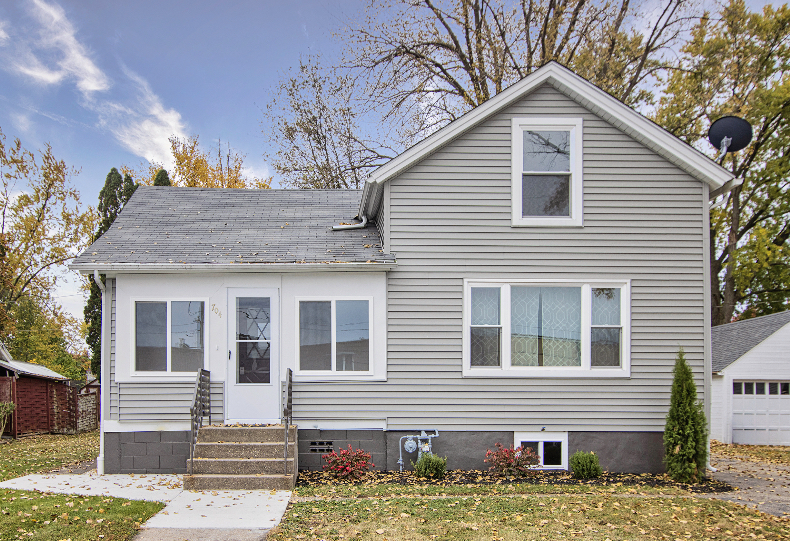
[183,425,298,491]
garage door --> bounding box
[732,381,790,445]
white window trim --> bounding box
[512,117,583,227]
[294,296,376,381]
[462,279,631,378]
[130,297,209,381]
[514,431,569,470]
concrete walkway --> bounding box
[0,471,291,540]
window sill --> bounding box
[117,373,205,384]
[511,216,583,227]
[463,367,630,378]
[293,372,386,383]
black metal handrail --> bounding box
[189,369,211,475]
[282,368,293,476]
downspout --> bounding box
[93,271,107,475]
[331,215,368,231]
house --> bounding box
[710,311,790,445]
[70,62,734,477]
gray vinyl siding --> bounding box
[118,381,224,422]
[292,83,708,432]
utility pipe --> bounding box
[331,215,368,231]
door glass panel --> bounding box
[237,341,270,383]
[171,301,204,372]
[300,301,331,370]
[237,297,270,340]
[756,382,766,395]
[336,300,369,371]
[744,382,754,394]
[769,382,779,395]
[136,302,167,371]
[733,381,742,394]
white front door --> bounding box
[226,288,280,423]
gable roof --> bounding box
[71,187,395,273]
[0,359,70,381]
[360,61,734,218]
[711,311,790,373]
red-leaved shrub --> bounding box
[322,445,374,479]
[484,443,540,478]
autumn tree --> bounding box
[654,0,790,324]
[84,168,138,379]
[125,136,271,189]
[0,127,96,319]
[7,296,87,381]
[263,0,697,188]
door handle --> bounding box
[228,350,232,360]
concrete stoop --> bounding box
[183,425,297,490]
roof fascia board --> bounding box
[71,262,396,274]
[362,63,733,212]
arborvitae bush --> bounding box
[569,451,602,479]
[413,453,447,479]
[663,347,708,483]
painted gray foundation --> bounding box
[104,431,190,474]
[298,430,665,473]
[298,429,386,471]
[104,429,666,474]
[568,431,666,474]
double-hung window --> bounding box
[464,280,630,377]
[512,118,583,227]
[135,300,205,373]
[298,298,371,374]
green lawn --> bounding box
[271,492,790,541]
[0,432,163,541]
[0,432,99,482]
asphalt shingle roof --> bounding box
[711,310,790,373]
[72,187,394,268]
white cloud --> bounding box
[0,19,10,44]
[11,112,33,135]
[94,66,187,168]
[20,0,111,97]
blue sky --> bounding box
[0,0,364,319]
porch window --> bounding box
[135,301,204,372]
[299,299,370,373]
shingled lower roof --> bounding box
[71,187,394,271]
[711,310,790,373]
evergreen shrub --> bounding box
[569,450,602,479]
[412,453,447,479]
[663,347,708,483]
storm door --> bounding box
[226,288,280,423]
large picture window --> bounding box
[465,280,630,377]
[512,118,583,227]
[298,299,371,373]
[135,300,205,373]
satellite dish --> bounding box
[708,116,752,158]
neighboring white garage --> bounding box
[711,311,790,445]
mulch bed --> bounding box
[297,469,733,494]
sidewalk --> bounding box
[0,470,291,540]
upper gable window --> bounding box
[512,118,583,227]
